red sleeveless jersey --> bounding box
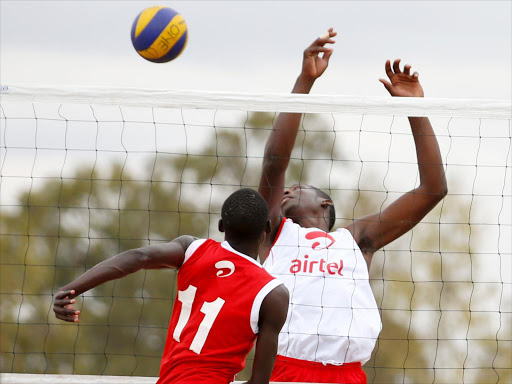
[157,239,281,384]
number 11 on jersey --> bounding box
[173,285,226,354]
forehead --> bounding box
[291,184,317,194]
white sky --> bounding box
[1,1,511,99]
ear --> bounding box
[265,219,272,234]
[218,219,225,233]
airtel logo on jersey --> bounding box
[289,230,342,275]
[305,231,335,250]
[290,255,344,276]
[215,260,235,278]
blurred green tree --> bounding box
[1,111,509,383]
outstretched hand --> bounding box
[300,28,337,81]
[379,59,424,97]
[53,290,80,323]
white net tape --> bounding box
[1,85,511,383]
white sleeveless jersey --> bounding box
[263,218,382,365]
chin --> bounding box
[282,203,299,218]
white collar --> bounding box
[221,241,262,267]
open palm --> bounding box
[379,59,424,97]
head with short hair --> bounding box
[281,184,335,231]
[219,188,270,241]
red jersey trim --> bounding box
[181,238,212,268]
[267,216,287,259]
[182,238,207,266]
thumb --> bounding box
[379,78,394,94]
[322,48,334,63]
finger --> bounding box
[55,313,79,323]
[315,38,336,47]
[312,46,333,53]
[379,78,394,94]
[404,64,411,75]
[55,313,73,322]
[384,60,393,79]
[54,298,76,307]
[393,59,402,74]
[313,33,336,46]
[305,46,333,57]
[412,71,419,78]
[322,48,334,63]
[322,28,337,39]
[53,306,80,316]
[55,290,75,300]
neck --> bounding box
[290,215,330,232]
[224,237,259,260]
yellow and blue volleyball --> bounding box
[131,6,188,63]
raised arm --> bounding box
[347,60,448,267]
[258,29,336,258]
[244,284,289,384]
[53,235,196,323]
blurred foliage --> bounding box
[0,111,509,383]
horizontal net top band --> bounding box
[1,84,511,119]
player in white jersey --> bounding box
[258,28,448,383]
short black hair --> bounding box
[314,187,336,231]
[221,188,269,240]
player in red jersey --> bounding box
[258,30,448,383]
[54,188,289,384]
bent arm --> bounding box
[347,60,447,266]
[348,116,447,264]
[54,235,196,322]
[259,30,336,259]
[258,75,315,229]
[246,284,289,384]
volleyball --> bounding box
[130,6,188,63]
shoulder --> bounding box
[268,216,286,243]
[269,217,297,243]
[259,283,289,326]
[173,235,200,250]
[264,283,289,305]
[180,237,210,266]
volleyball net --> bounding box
[0,85,511,383]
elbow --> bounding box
[121,248,148,273]
[440,183,448,199]
[262,156,288,175]
[432,183,448,204]
[419,180,448,205]
[438,176,448,200]
[135,248,150,268]
[432,184,448,203]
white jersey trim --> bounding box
[250,279,284,334]
[183,239,207,265]
[221,241,263,267]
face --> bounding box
[281,184,322,219]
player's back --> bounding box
[158,239,281,384]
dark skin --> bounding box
[258,30,448,268]
[54,219,289,384]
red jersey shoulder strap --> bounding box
[182,238,210,267]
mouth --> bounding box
[281,196,293,205]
